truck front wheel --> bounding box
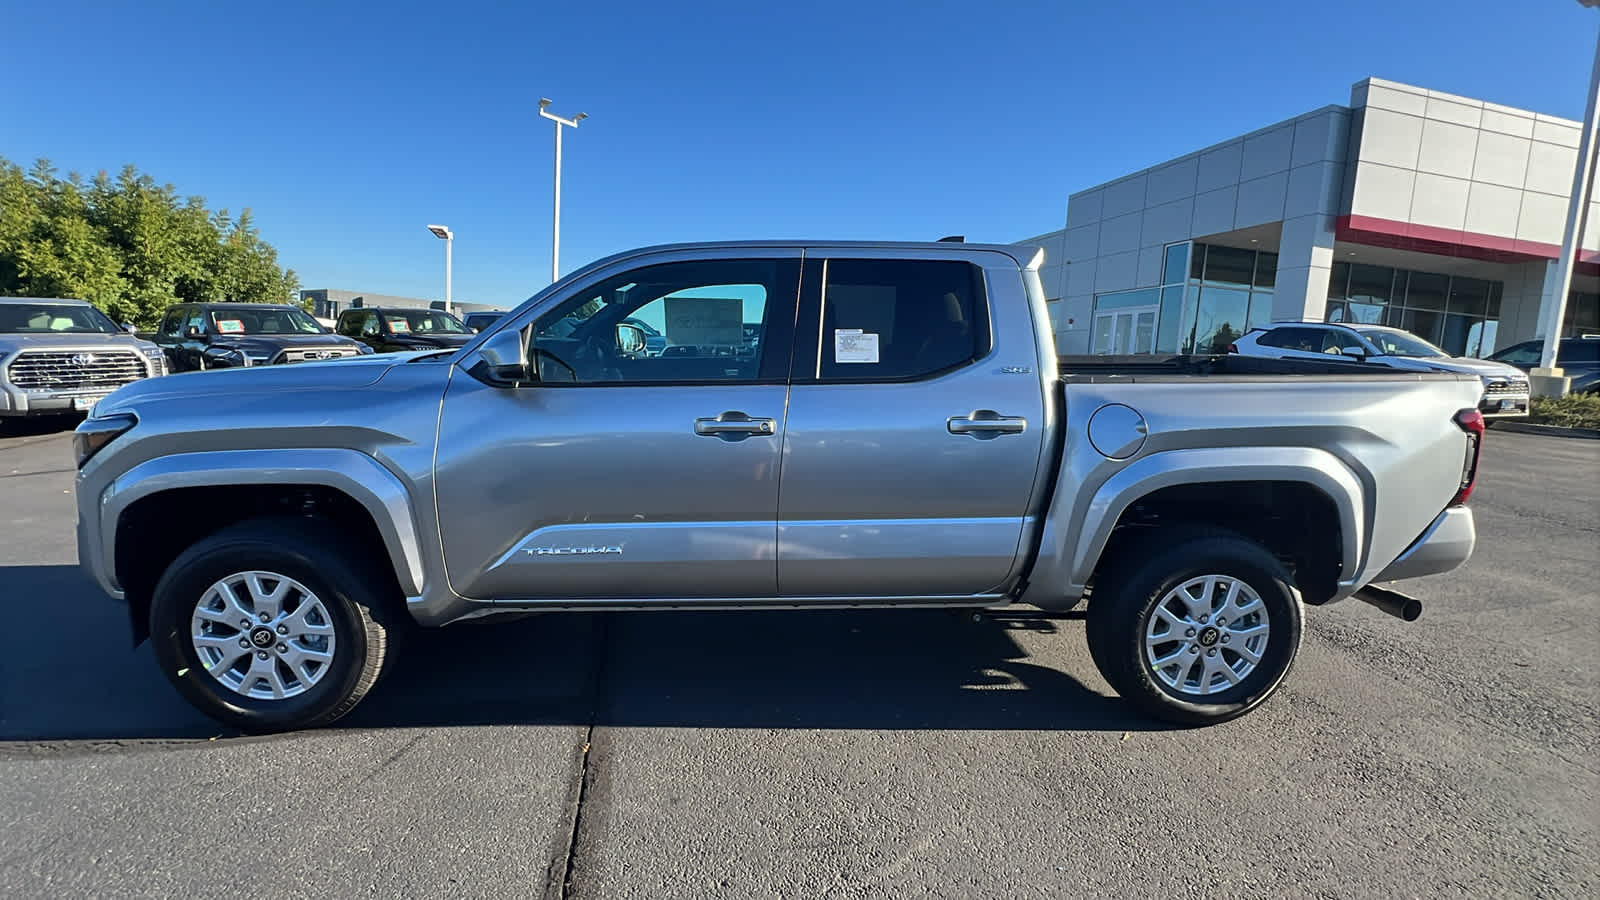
[1087,529,1303,725]
[148,517,401,732]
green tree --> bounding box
[0,156,299,326]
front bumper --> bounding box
[1479,392,1529,418]
[1373,506,1476,582]
[0,384,118,416]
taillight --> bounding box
[1451,408,1484,506]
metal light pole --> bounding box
[427,224,453,314]
[538,98,587,284]
[1541,4,1600,384]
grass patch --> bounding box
[1528,393,1600,430]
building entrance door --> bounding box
[1092,305,1158,355]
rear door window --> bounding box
[1560,341,1600,364]
[810,258,987,381]
[1257,327,1316,351]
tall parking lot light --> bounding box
[1540,4,1600,392]
[537,98,587,285]
[427,224,453,315]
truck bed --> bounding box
[1057,354,1476,382]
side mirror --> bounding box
[616,323,647,355]
[477,326,531,385]
[184,325,205,340]
[1340,347,1366,360]
[122,322,137,333]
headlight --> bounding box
[73,413,137,468]
[1479,374,1496,385]
[244,351,273,364]
[204,346,246,363]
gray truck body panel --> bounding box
[76,241,1480,627]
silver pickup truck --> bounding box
[74,241,1485,732]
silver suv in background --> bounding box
[0,297,165,419]
[1231,322,1531,418]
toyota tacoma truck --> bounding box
[74,241,1485,732]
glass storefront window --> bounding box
[1190,285,1251,353]
[1201,245,1256,286]
[1163,244,1189,285]
[1253,252,1278,289]
[1094,288,1160,311]
[1565,291,1600,336]
[1328,262,1350,301]
[1348,264,1394,305]
[1448,277,1489,318]
[1397,308,1444,345]
[1246,290,1273,330]
[1156,285,1184,353]
[1404,272,1449,312]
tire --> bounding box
[1086,527,1303,726]
[149,517,402,732]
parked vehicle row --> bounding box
[1230,322,1534,418]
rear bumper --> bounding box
[1373,506,1476,582]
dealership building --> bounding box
[299,288,501,320]
[1022,77,1600,358]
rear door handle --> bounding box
[695,411,777,440]
[948,410,1027,438]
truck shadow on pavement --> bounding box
[0,565,1163,743]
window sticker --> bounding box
[216,319,244,334]
[385,317,411,333]
[664,296,743,345]
[834,328,880,364]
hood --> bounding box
[93,353,410,417]
[384,333,473,349]
[0,331,159,354]
[1412,356,1529,379]
[210,333,364,352]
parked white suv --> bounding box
[1230,322,1531,418]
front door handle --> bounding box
[694,411,777,440]
[948,410,1027,439]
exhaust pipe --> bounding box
[1355,584,1423,622]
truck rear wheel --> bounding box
[148,517,401,732]
[1087,529,1303,725]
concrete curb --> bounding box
[1491,421,1600,440]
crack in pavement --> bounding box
[545,615,611,900]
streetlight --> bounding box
[1540,3,1600,394]
[538,97,587,285]
[427,224,453,315]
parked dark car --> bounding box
[1487,336,1600,393]
[336,307,476,353]
[462,312,505,333]
[152,303,369,372]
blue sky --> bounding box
[2,0,1595,307]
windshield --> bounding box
[0,303,122,334]
[210,307,326,335]
[1356,329,1448,358]
[382,310,471,335]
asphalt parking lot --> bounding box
[0,419,1595,899]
